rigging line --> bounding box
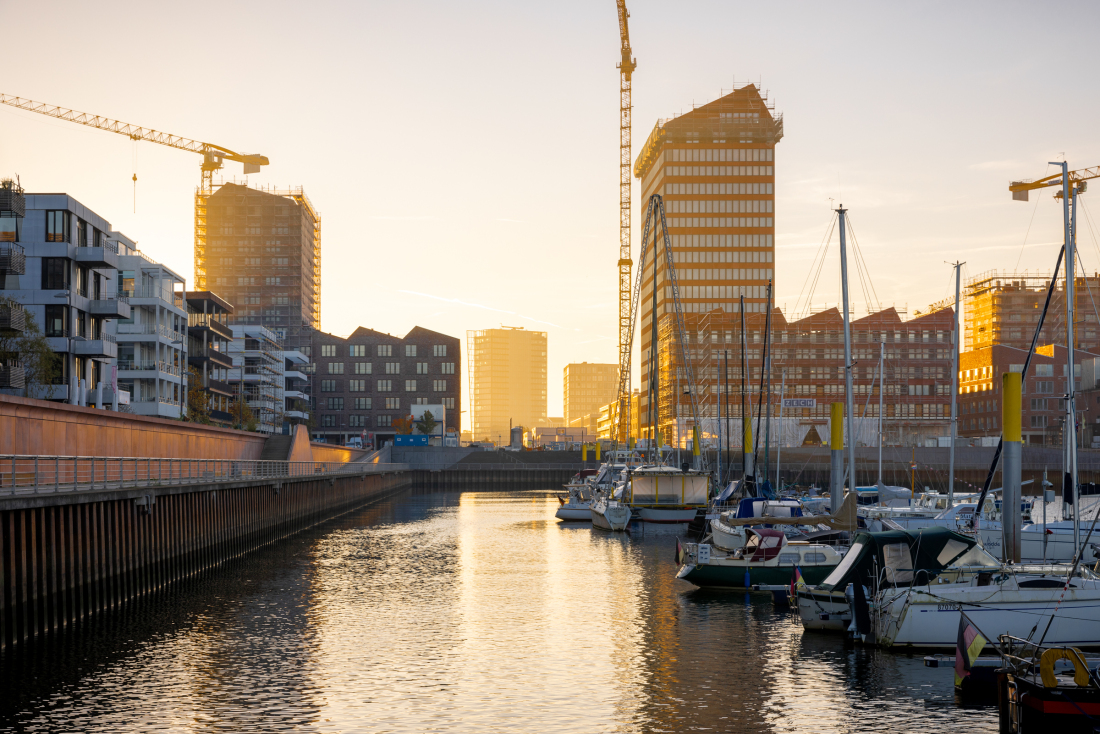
[1074,250,1100,349]
[1080,195,1100,273]
[844,213,882,313]
[1012,168,1049,272]
[802,223,836,319]
[793,214,837,319]
[845,214,876,314]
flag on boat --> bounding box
[954,613,987,686]
[789,567,806,597]
[676,538,685,565]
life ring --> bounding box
[1040,647,1092,688]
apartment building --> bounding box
[311,326,461,446]
[632,84,783,435]
[0,181,131,405]
[186,291,235,426]
[467,327,547,444]
[198,182,320,354]
[227,325,283,434]
[563,362,618,426]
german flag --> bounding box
[954,613,987,686]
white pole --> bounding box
[838,206,857,492]
[776,367,786,491]
[947,261,963,506]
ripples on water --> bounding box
[0,488,997,733]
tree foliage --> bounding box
[231,392,258,432]
[393,414,415,435]
[0,298,60,398]
[185,366,211,424]
[414,410,438,436]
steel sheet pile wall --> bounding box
[0,471,408,650]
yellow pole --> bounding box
[595,442,601,461]
[582,444,588,462]
[1003,372,1022,562]
[830,403,844,449]
[830,402,844,512]
[692,425,700,456]
[1003,372,1021,442]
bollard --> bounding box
[743,413,754,484]
[830,402,844,513]
[1003,372,1022,563]
[692,425,700,471]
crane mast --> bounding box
[615,0,637,445]
[0,94,269,289]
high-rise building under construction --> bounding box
[467,327,548,444]
[631,84,783,438]
[196,182,321,354]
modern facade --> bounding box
[282,350,310,431]
[0,183,131,405]
[198,182,320,354]
[311,326,461,446]
[186,291,235,426]
[563,362,618,426]
[114,236,189,418]
[227,324,283,434]
[651,306,956,449]
[467,327,548,444]
[632,84,783,435]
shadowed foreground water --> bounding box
[0,488,997,732]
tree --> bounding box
[0,298,60,398]
[231,392,257,432]
[393,414,415,435]
[414,409,438,436]
[185,366,211,424]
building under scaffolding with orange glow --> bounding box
[653,306,956,450]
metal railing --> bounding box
[116,323,186,343]
[407,463,590,472]
[0,455,410,496]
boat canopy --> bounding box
[817,526,981,593]
[733,498,804,520]
[744,528,786,561]
[720,491,857,532]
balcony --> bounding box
[0,179,25,218]
[116,323,186,343]
[117,359,182,378]
[206,378,234,397]
[0,301,25,332]
[0,242,25,274]
[188,348,233,370]
[121,287,182,311]
[73,333,118,359]
[187,313,233,340]
[74,240,119,269]
[88,296,130,319]
[0,366,25,390]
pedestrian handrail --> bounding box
[409,463,591,472]
[0,455,412,497]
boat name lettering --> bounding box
[937,603,961,612]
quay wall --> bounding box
[0,469,410,650]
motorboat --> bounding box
[625,465,709,525]
[591,495,631,531]
[555,469,598,521]
[710,497,808,551]
[676,528,846,590]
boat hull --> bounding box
[591,501,631,531]
[555,506,592,521]
[709,518,745,551]
[677,561,835,590]
[635,506,700,524]
[796,588,851,631]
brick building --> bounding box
[311,326,460,446]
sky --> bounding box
[3,0,1100,420]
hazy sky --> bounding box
[4,0,1099,419]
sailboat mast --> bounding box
[648,211,660,465]
[948,261,963,506]
[837,206,857,493]
[1055,162,1080,552]
[763,282,773,484]
[740,295,753,486]
[777,367,786,491]
[878,340,884,496]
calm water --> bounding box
[0,488,997,733]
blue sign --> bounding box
[394,435,429,446]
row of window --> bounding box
[667,199,774,215]
[667,147,775,163]
[662,284,771,300]
[666,183,774,196]
[671,234,773,249]
[664,166,774,179]
[668,217,774,229]
[322,396,458,411]
[675,268,775,283]
[325,361,455,375]
[319,344,448,358]
[319,379,449,393]
[673,250,774,266]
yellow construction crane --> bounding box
[615,0,636,445]
[0,94,269,288]
[1010,166,1098,200]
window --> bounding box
[443,398,455,409]
[44,304,67,337]
[416,362,429,374]
[327,397,344,410]
[350,345,366,357]
[414,397,428,405]
[271,296,288,306]
[349,415,367,427]
[441,362,455,374]
[385,362,400,374]
[321,415,336,427]
[377,345,392,356]
[1037,381,1054,393]
[433,345,447,357]
[327,362,345,375]
[377,415,393,427]
[433,380,447,392]
[405,380,416,392]
[321,380,336,392]
[385,398,400,409]
[1036,364,1054,377]
[377,379,392,392]
[272,258,288,266]
[41,258,69,290]
[265,277,282,285]
[46,211,69,242]
[1031,415,1048,428]
[355,397,371,410]
[349,379,366,392]
[321,344,336,357]
[354,362,372,374]
[405,345,417,357]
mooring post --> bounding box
[830,402,844,514]
[1003,371,1022,563]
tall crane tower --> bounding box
[615,0,637,444]
[0,94,269,289]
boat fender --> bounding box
[744,570,751,588]
[1039,647,1091,688]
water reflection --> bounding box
[0,488,996,732]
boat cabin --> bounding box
[738,529,786,562]
[628,467,709,507]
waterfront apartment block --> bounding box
[311,326,461,446]
[198,182,320,355]
[186,291,235,426]
[563,362,618,427]
[467,327,547,444]
[227,325,284,434]
[0,182,131,405]
[652,306,955,449]
[632,84,783,435]
[964,270,1100,353]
